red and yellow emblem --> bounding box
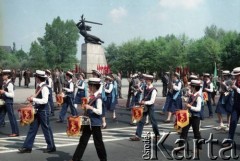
[56,93,64,106]
[203,92,208,102]
[131,106,143,122]
[81,97,88,110]
[18,105,35,126]
[175,110,189,128]
[66,116,81,137]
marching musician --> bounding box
[57,71,78,123]
[164,72,183,123]
[0,70,19,137]
[130,75,146,126]
[18,70,56,153]
[45,69,55,116]
[179,79,203,151]
[74,73,86,109]
[225,67,240,146]
[203,73,213,118]
[70,78,107,161]
[129,74,160,141]
[215,70,233,131]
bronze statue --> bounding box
[76,15,104,45]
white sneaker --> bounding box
[224,125,229,131]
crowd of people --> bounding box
[0,66,240,160]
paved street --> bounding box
[0,78,240,161]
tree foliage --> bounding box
[105,25,240,76]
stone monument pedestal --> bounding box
[80,43,107,77]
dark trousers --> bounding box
[59,96,78,121]
[72,126,107,161]
[228,109,240,141]
[48,88,55,114]
[206,93,213,117]
[180,116,202,149]
[162,85,167,97]
[0,103,19,134]
[23,110,55,149]
[118,87,122,98]
[136,105,160,137]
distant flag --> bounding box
[213,62,218,89]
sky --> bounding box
[0,0,240,59]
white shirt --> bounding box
[76,80,85,90]
[190,91,202,112]
[32,82,49,104]
[104,82,113,93]
[92,91,102,115]
[46,76,53,88]
[204,81,213,92]
[4,79,14,98]
[144,84,157,105]
[64,79,74,92]
[173,80,182,91]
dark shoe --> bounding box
[18,147,32,153]
[0,122,5,127]
[8,133,19,137]
[56,120,63,123]
[145,122,150,125]
[129,122,136,126]
[164,120,171,123]
[43,147,56,153]
[129,136,141,141]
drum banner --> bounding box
[131,106,143,122]
[66,116,81,137]
[175,110,189,128]
[203,92,208,102]
[18,105,35,126]
[56,93,64,106]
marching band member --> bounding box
[129,74,160,141]
[45,69,55,116]
[179,80,203,151]
[130,76,146,126]
[18,70,56,153]
[0,70,19,137]
[91,70,108,129]
[57,71,78,123]
[70,78,107,161]
[74,73,86,109]
[164,72,182,123]
[203,73,214,118]
[102,76,114,129]
[215,70,233,131]
[225,67,240,145]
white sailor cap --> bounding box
[2,69,11,74]
[104,75,113,81]
[142,74,154,80]
[80,72,85,78]
[45,69,51,74]
[190,80,202,87]
[131,73,138,78]
[66,71,73,77]
[174,72,180,78]
[222,70,230,75]
[231,67,240,76]
[203,73,210,77]
[88,78,101,85]
[189,75,198,80]
[92,70,102,78]
[34,70,47,78]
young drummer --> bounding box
[179,80,203,151]
[129,74,160,141]
[70,78,107,161]
[18,70,55,153]
[0,70,19,137]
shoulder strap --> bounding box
[189,93,200,106]
[88,94,101,106]
[143,87,156,101]
[34,84,48,98]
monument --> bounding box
[76,15,107,76]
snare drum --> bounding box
[66,116,91,137]
[18,105,35,126]
[56,92,65,106]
